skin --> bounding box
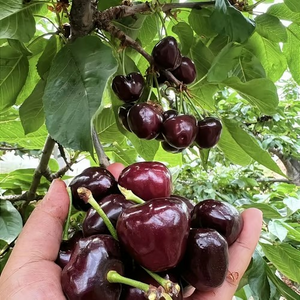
[0,164,263,300]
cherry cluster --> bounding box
[58,162,243,299]
[112,36,222,153]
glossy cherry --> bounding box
[191,199,243,245]
[171,194,194,215]
[163,109,178,121]
[112,72,145,103]
[82,194,134,237]
[162,115,198,149]
[127,103,163,140]
[180,228,229,292]
[152,36,182,70]
[118,103,133,132]
[61,235,124,300]
[172,57,197,84]
[118,161,172,201]
[56,230,83,269]
[195,117,222,149]
[116,197,191,272]
[69,167,118,211]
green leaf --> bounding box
[248,251,272,300]
[188,8,216,38]
[221,118,285,176]
[255,14,288,43]
[245,32,287,82]
[278,222,300,242]
[94,107,125,144]
[268,220,288,242]
[139,15,157,48]
[8,39,32,56]
[223,77,279,114]
[211,0,255,43]
[43,36,118,152]
[153,144,183,168]
[126,133,159,161]
[0,45,29,110]
[283,197,300,214]
[191,40,215,80]
[0,240,8,256]
[242,203,283,219]
[266,265,300,300]
[37,35,59,79]
[19,79,46,134]
[207,43,242,83]
[283,23,300,85]
[0,0,39,42]
[267,3,300,24]
[0,201,23,244]
[189,83,218,111]
[217,121,252,166]
[172,22,194,56]
[284,0,300,12]
[200,148,210,171]
[98,0,121,11]
[260,243,300,283]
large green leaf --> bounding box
[221,118,285,176]
[283,23,300,85]
[189,83,218,111]
[19,79,46,134]
[0,201,23,244]
[0,45,29,110]
[260,243,300,283]
[210,0,255,43]
[43,36,118,152]
[242,203,283,219]
[154,144,183,168]
[255,14,288,43]
[37,35,59,80]
[217,121,252,166]
[138,15,157,48]
[188,8,216,38]
[0,0,38,42]
[94,107,125,144]
[248,251,272,300]
[191,40,215,80]
[267,3,300,24]
[223,77,279,114]
[266,265,300,300]
[284,0,300,12]
[245,33,287,82]
[172,22,194,56]
[207,43,242,83]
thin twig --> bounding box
[92,127,110,168]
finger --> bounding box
[2,179,70,275]
[185,208,263,300]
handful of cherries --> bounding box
[112,36,222,153]
[58,161,243,300]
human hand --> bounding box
[0,179,69,300]
[183,208,263,300]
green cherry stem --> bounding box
[77,187,118,240]
[107,271,172,300]
[142,267,181,297]
[118,185,145,204]
[62,187,73,240]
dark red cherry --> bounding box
[61,235,124,300]
[152,36,182,70]
[118,161,172,201]
[69,167,118,211]
[195,117,222,148]
[163,109,178,121]
[171,194,194,215]
[127,103,163,140]
[162,115,198,149]
[118,103,133,132]
[180,228,229,292]
[172,57,197,84]
[56,230,83,269]
[121,266,183,299]
[82,194,134,237]
[112,72,145,102]
[117,197,190,272]
[191,199,243,246]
